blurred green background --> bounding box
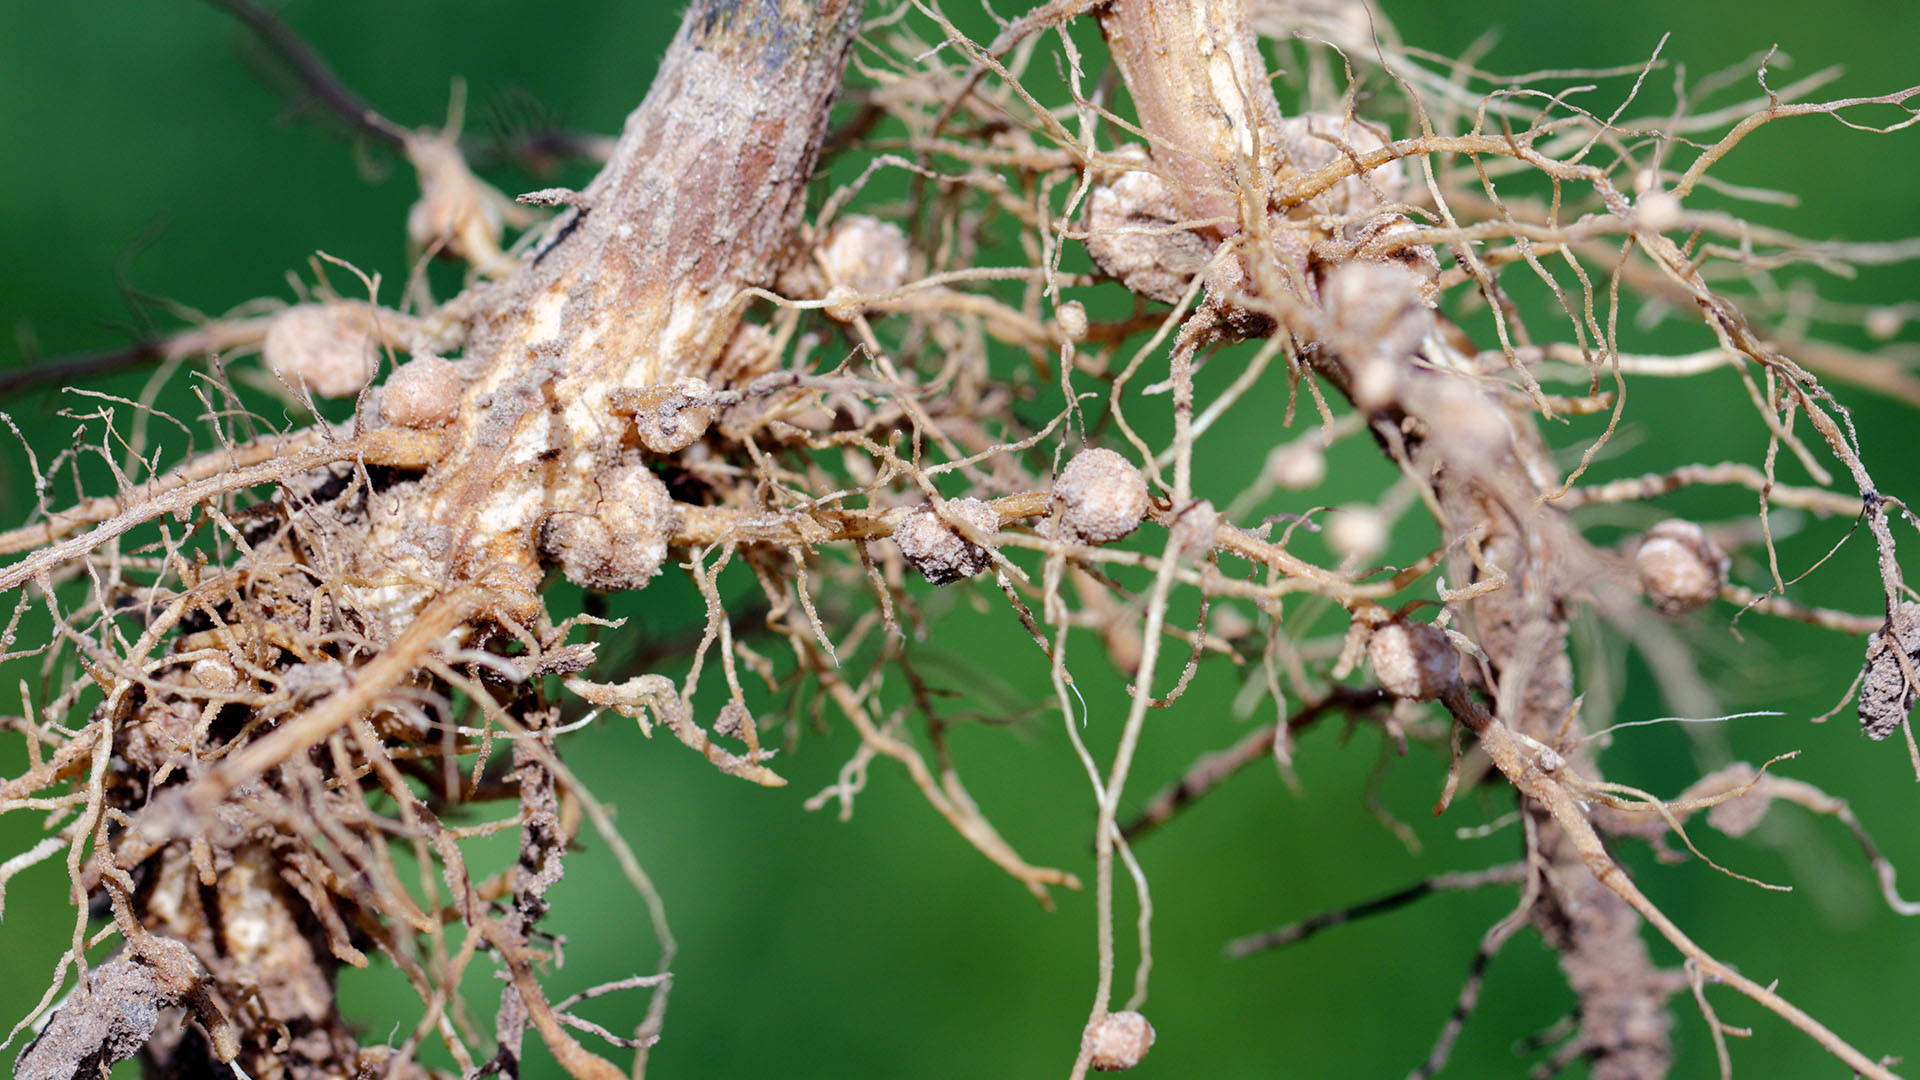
[3,1,1919,1077]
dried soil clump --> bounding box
[894,497,999,584]
[617,377,721,455]
[15,961,168,1080]
[1860,601,1920,740]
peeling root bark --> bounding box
[366,0,867,619]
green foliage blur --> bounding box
[3,2,1919,1077]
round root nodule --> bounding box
[379,355,464,428]
[1083,147,1214,305]
[1276,112,1406,218]
[823,284,864,323]
[1171,499,1218,559]
[1326,503,1387,564]
[819,213,911,296]
[1057,300,1089,342]
[1634,519,1728,615]
[1318,261,1434,410]
[1085,1010,1156,1071]
[540,463,683,592]
[1054,448,1149,545]
[1266,439,1326,491]
[262,303,381,399]
[1367,619,1462,702]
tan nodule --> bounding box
[262,303,380,399]
[1055,448,1149,545]
[819,214,910,296]
[1085,1010,1155,1071]
[1367,619,1461,702]
[539,463,684,592]
[1634,519,1728,615]
[380,355,465,428]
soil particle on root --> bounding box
[1860,601,1920,740]
[894,497,999,585]
[17,960,175,1080]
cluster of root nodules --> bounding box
[0,427,660,1080]
[4,2,1920,1080]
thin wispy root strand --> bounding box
[2,0,1918,1077]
